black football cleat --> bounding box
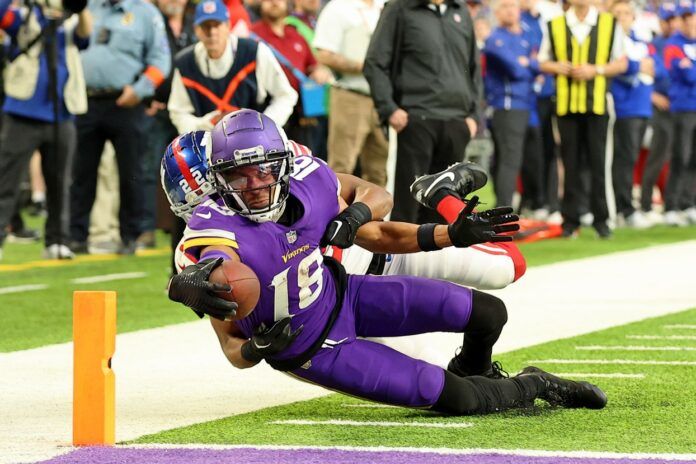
[410,162,488,209]
[518,366,607,409]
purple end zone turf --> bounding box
[35,447,696,464]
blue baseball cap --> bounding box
[677,0,694,16]
[658,2,678,20]
[194,0,230,26]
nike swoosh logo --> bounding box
[196,211,212,219]
[254,341,272,349]
[329,221,342,241]
[423,172,456,199]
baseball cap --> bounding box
[658,2,678,20]
[194,0,230,26]
[677,0,694,16]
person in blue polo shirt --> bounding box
[610,0,663,229]
[69,0,171,255]
[0,3,92,261]
[662,0,696,226]
[484,0,539,209]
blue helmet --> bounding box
[160,131,215,221]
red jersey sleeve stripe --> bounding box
[664,44,686,70]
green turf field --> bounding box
[1,223,695,352]
[134,307,696,454]
[0,250,195,352]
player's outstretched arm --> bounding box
[354,221,452,254]
[354,196,520,254]
[210,318,258,369]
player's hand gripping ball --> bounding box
[168,258,239,321]
[208,260,261,320]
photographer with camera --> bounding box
[69,0,170,256]
[0,0,91,261]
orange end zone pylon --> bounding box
[73,291,117,446]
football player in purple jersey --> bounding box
[167,110,607,414]
[163,131,526,288]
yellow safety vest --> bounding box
[549,12,616,116]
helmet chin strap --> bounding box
[247,199,286,223]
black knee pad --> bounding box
[469,290,508,333]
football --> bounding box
[209,260,261,320]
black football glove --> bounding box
[448,196,520,247]
[240,317,304,363]
[320,202,372,249]
[167,257,238,321]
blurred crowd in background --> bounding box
[0,0,693,262]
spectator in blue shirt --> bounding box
[661,0,696,226]
[69,0,171,255]
[610,0,662,229]
[0,3,92,261]
[520,0,562,221]
[484,0,539,209]
[640,2,681,223]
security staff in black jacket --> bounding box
[364,0,481,224]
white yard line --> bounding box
[576,345,696,351]
[664,324,696,329]
[529,359,696,366]
[2,240,696,464]
[341,403,401,409]
[269,419,474,429]
[0,284,48,295]
[628,335,696,340]
[71,272,147,284]
[554,373,646,379]
[123,443,696,461]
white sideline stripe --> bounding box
[555,373,646,379]
[529,359,696,366]
[576,345,696,351]
[71,272,147,284]
[664,324,696,329]
[628,335,696,340]
[0,284,48,295]
[341,403,401,409]
[269,419,474,429]
[122,444,696,461]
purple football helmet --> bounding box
[208,109,293,223]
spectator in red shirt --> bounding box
[251,0,332,156]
